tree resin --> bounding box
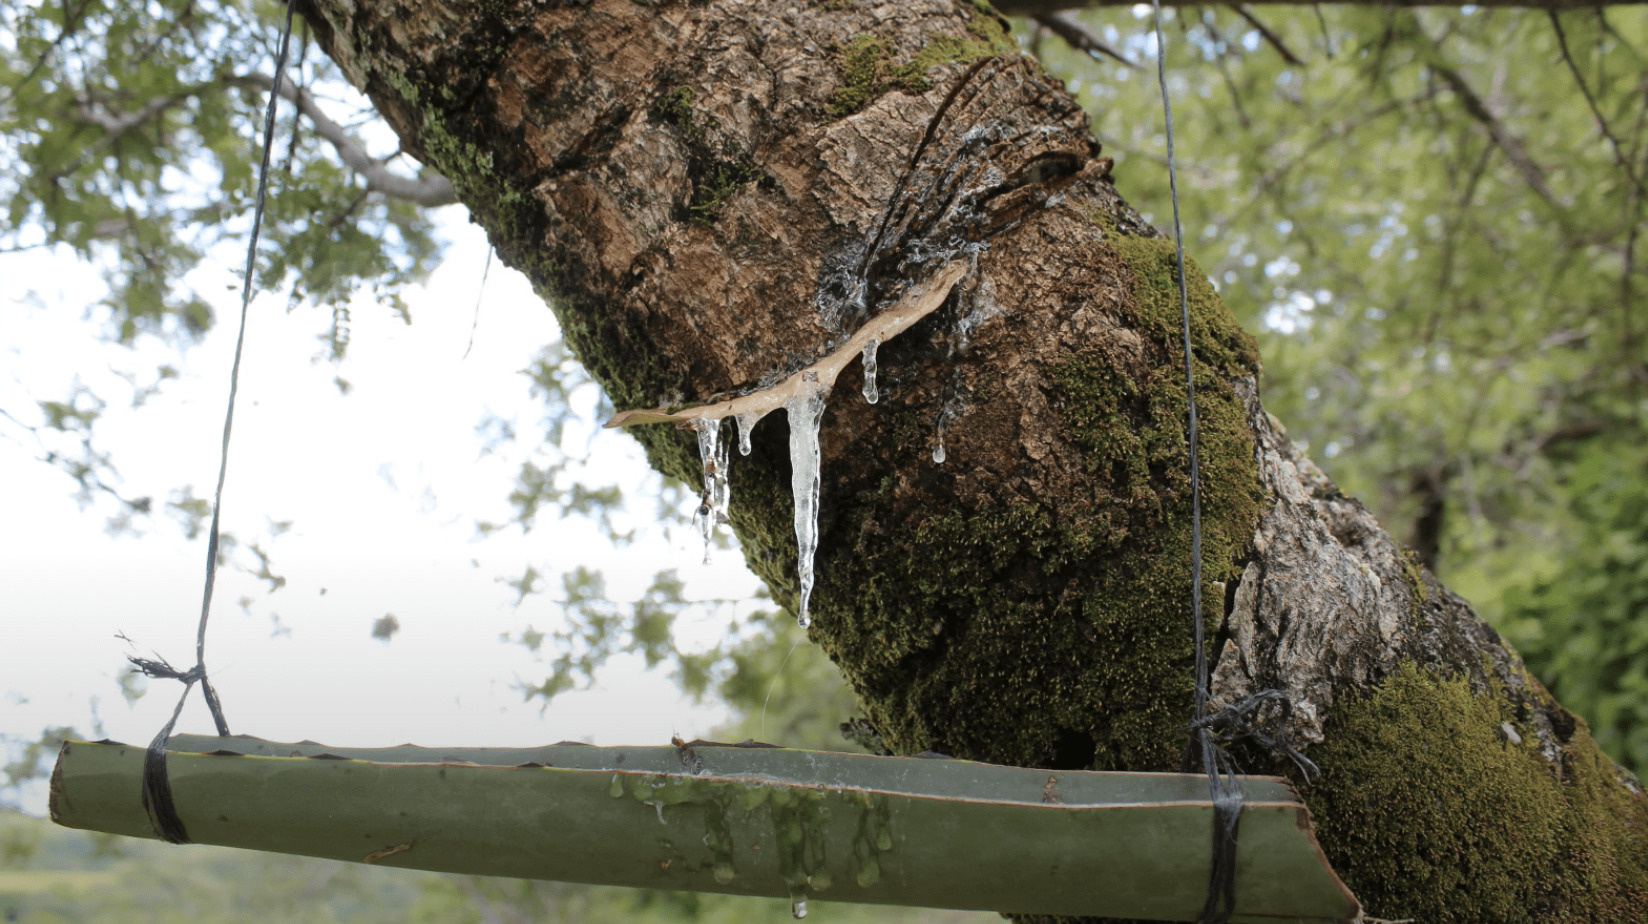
[693,417,730,564]
[860,338,880,404]
[785,375,828,628]
[735,410,760,456]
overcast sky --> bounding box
[1,213,769,814]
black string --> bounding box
[129,0,298,845]
[1189,690,1321,782]
[1145,3,1241,921]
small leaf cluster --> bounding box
[0,0,441,350]
[1498,443,1648,771]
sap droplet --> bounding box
[785,376,829,629]
[608,774,624,798]
[861,338,880,405]
[694,417,731,565]
[932,440,946,464]
[791,899,809,919]
[856,853,881,887]
[713,858,736,884]
[875,828,892,852]
[735,411,760,456]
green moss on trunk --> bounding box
[1305,663,1648,921]
[794,225,1266,773]
[827,4,1016,117]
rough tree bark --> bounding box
[295,0,1646,919]
[991,0,1643,12]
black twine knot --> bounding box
[126,651,230,845]
[1187,689,1320,782]
[1181,690,1318,924]
[127,655,205,685]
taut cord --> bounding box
[130,0,298,845]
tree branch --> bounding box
[230,74,458,207]
[1231,4,1306,66]
[1428,62,1559,208]
[67,73,457,207]
[1033,12,1143,70]
[1547,11,1647,199]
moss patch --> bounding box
[1102,231,1260,379]
[1401,547,1428,603]
[1305,663,1648,921]
[827,8,1016,117]
[651,85,772,226]
[656,85,699,139]
[819,496,1245,771]
[804,280,1265,770]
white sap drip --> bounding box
[933,438,946,465]
[861,338,880,405]
[693,417,730,565]
[735,411,760,456]
[791,899,808,919]
[785,375,828,628]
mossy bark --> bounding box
[295,0,1647,918]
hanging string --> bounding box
[1145,2,1243,921]
[128,0,299,845]
[461,247,494,360]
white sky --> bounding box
[0,214,769,814]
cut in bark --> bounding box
[604,261,967,428]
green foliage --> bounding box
[0,0,443,539]
[656,86,701,141]
[509,566,738,702]
[687,159,764,225]
[716,614,861,750]
[1498,443,1648,770]
[2,727,81,796]
[0,0,440,348]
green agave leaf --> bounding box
[52,736,1358,922]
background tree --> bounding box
[4,0,1646,920]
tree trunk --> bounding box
[991,0,1641,12]
[295,0,1647,919]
